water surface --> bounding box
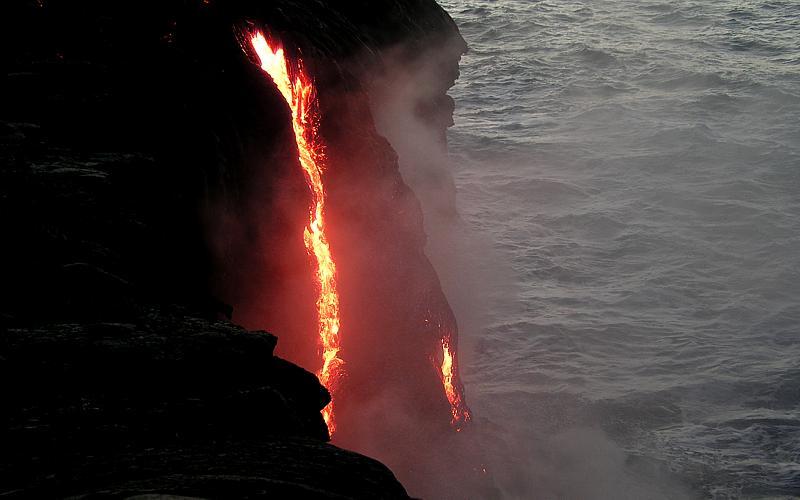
[437,1,800,497]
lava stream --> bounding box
[250,31,343,435]
[440,335,471,429]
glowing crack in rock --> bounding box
[250,31,343,435]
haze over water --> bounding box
[438,1,800,497]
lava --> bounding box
[427,309,472,430]
[250,31,343,435]
[440,335,471,429]
[249,29,471,436]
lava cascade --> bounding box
[249,29,472,436]
[427,308,471,429]
[250,31,343,435]
[440,336,471,429]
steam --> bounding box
[367,38,694,499]
[203,16,694,499]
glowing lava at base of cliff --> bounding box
[440,336,472,430]
[250,31,343,435]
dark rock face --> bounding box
[2,318,327,445]
[1,0,472,497]
[13,440,409,499]
[0,315,407,498]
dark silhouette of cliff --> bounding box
[0,0,480,497]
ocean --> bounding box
[436,1,800,498]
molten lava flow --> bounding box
[250,31,343,435]
[427,309,472,430]
[440,335,472,429]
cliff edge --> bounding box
[1,0,468,497]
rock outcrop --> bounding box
[1,0,472,497]
[0,314,407,498]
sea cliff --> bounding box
[1,0,469,497]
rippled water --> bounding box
[436,0,800,497]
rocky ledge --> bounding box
[0,312,407,498]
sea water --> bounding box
[437,1,800,497]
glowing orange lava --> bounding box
[251,31,343,435]
[440,335,471,429]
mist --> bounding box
[401,0,800,498]
[366,32,699,499]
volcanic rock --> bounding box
[1,0,470,497]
